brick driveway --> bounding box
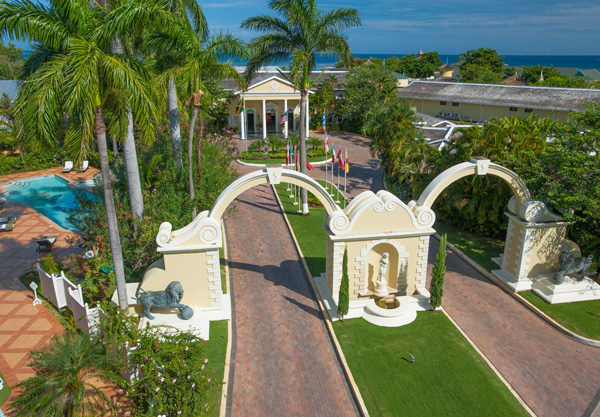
[428,237,600,417]
[224,184,360,417]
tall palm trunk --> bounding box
[123,110,144,220]
[111,134,118,160]
[299,90,309,215]
[167,76,183,170]
[95,107,128,310]
[188,106,198,218]
[110,37,144,220]
[196,110,203,194]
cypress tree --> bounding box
[430,234,448,310]
[338,247,350,321]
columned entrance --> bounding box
[265,102,278,135]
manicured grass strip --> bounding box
[520,291,600,340]
[333,313,529,417]
[274,180,347,277]
[0,369,11,407]
[240,154,328,165]
[219,248,227,294]
[434,221,504,272]
[204,320,228,416]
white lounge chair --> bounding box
[79,160,89,172]
[62,161,74,173]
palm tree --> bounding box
[9,332,126,416]
[145,23,246,217]
[242,0,360,214]
[0,0,158,309]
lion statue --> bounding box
[554,251,594,285]
[135,281,193,320]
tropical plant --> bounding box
[0,0,158,309]
[242,0,361,214]
[307,136,322,150]
[267,135,285,151]
[338,247,349,320]
[9,332,125,416]
[429,234,447,310]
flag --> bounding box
[345,148,349,173]
[306,160,314,170]
[295,147,299,171]
[324,135,329,153]
[235,97,244,114]
[338,148,345,171]
[322,111,327,127]
[286,140,290,165]
[280,113,287,124]
[332,143,336,163]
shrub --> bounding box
[248,138,267,152]
[267,135,285,151]
[338,247,349,320]
[240,151,269,160]
[307,136,322,150]
[429,234,447,310]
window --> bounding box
[440,101,447,105]
[452,102,459,107]
[509,107,518,112]
[524,108,533,113]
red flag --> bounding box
[286,141,289,165]
[338,148,345,170]
[331,143,336,163]
[306,160,314,170]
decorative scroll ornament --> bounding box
[515,199,563,223]
[156,222,173,247]
[328,211,351,235]
[198,220,221,246]
[414,206,436,228]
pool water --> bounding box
[1,175,97,229]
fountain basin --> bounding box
[363,296,417,327]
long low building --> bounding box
[397,81,600,122]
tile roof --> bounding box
[396,81,600,111]
[223,70,348,92]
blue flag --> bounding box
[322,111,327,128]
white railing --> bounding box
[35,263,100,334]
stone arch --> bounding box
[209,168,340,221]
[416,158,530,212]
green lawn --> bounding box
[203,320,228,416]
[433,221,504,272]
[274,180,347,277]
[240,154,328,165]
[334,313,529,417]
[520,291,600,340]
[0,369,10,407]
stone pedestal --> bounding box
[532,274,600,304]
[492,213,576,292]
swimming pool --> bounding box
[1,175,97,229]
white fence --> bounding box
[36,263,100,334]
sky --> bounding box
[4,0,600,55]
[200,0,600,55]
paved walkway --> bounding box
[0,166,97,408]
[224,184,360,417]
[428,237,600,417]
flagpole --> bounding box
[286,139,291,192]
[344,147,347,209]
[336,158,340,204]
[296,146,302,213]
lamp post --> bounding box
[30,281,42,306]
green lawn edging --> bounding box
[333,313,530,417]
[0,369,11,407]
[520,291,600,340]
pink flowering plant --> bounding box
[98,303,220,416]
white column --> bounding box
[305,97,310,134]
[262,99,267,139]
[240,97,245,140]
[284,99,288,138]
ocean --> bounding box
[230,54,600,71]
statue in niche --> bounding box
[136,281,194,320]
[554,251,594,285]
[374,252,390,297]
